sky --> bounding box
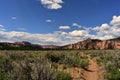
[0,0,120,45]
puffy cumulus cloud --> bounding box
[110,16,120,25]
[0,29,90,45]
[92,15,120,40]
[93,23,110,31]
[57,30,90,44]
[69,30,89,37]
[41,0,63,9]
[59,26,70,30]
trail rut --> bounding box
[84,55,99,80]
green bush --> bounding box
[96,58,103,65]
[55,71,72,80]
[45,52,60,63]
[63,54,89,68]
[80,59,89,68]
[104,70,120,80]
[0,73,7,80]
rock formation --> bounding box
[0,37,120,50]
[61,37,120,50]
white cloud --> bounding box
[0,25,4,28]
[0,31,62,45]
[92,15,120,40]
[61,32,67,36]
[59,26,70,30]
[0,25,6,31]
[41,0,63,9]
[72,23,82,28]
[69,30,89,37]
[58,30,90,44]
[47,3,62,9]
[110,16,120,25]
[46,19,52,22]
[0,29,89,45]
[93,23,110,31]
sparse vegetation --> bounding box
[0,50,120,80]
[0,50,89,80]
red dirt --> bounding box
[84,55,103,80]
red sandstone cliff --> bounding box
[61,37,120,50]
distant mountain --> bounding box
[0,41,42,50]
[14,41,32,46]
[0,37,120,50]
[41,45,60,49]
[0,41,59,50]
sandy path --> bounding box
[84,55,99,80]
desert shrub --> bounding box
[96,58,103,65]
[62,53,89,68]
[89,53,95,58]
[80,59,89,68]
[63,64,67,69]
[0,51,57,80]
[9,52,26,61]
[0,55,13,73]
[0,72,8,80]
[31,62,56,80]
[44,51,89,68]
[3,50,120,80]
[55,71,72,80]
[104,70,120,80]
[45,52,61,63]
[51,62,58,69]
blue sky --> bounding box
[0,0,120,45]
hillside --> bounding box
[0,37,120,50]
[61,37,120,50]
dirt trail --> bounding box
[84,55,99,80]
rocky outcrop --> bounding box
[96,40,120,49]
[61,38,120,50]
